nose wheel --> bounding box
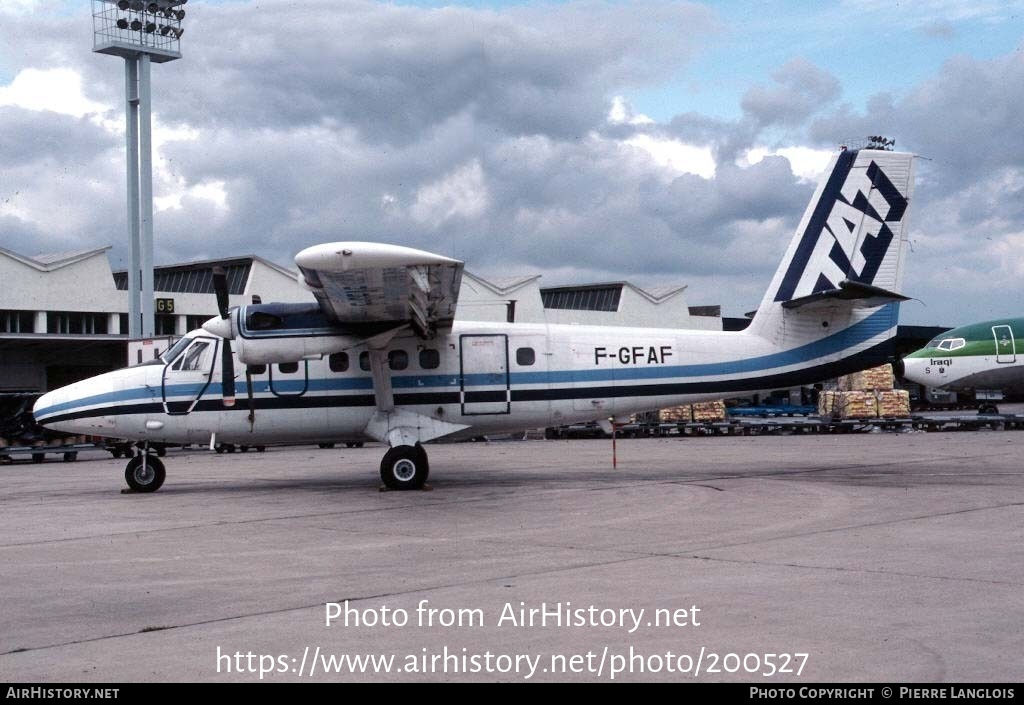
[125,454,166,493]
[379,444,429,490]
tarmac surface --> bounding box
[1,433,1022,682]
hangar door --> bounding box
[460,334,510,415]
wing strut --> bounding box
[367,349,394,413]
[359,327,470,447]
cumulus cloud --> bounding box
[741,58,841,127]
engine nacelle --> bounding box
[203,303,404,365]
[233,333,362,365]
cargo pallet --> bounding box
[552,412,1024,439]
[0,442,99,463]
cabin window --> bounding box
[389,350,409,371]
[247,364,267,375]
[419,349,440,369]
[359,351,371,371]
[278,361,299,374]
[516,347,536,366]
[329,352,349,372]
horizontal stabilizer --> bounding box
[781,279,910,310]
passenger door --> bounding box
[460,334,510,415]
[993,325,1016,364]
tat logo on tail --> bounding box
[774,151,910,303]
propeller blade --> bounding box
[212,266,231,319]
[221,338,236,407]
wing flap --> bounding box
[295,242,464,337]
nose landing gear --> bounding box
[124,452,166,493]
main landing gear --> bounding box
[379,443,429,491]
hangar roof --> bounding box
[111,255,296,296]
[0,246,112,272]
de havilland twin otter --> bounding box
[34,147,917,493]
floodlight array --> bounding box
[92,0,186,52]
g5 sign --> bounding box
[156,298,175,314]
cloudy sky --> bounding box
[1,0,1023,325]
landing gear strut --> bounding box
[379,443,429,490]
[124,453,166,493]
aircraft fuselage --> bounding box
[35,312,896,447]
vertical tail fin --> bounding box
[748,148,915,336]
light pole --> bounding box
[92,0,185,339]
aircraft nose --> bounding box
[901,357,926,385]
[33,388,64,425]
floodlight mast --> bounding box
[92,0,184,339]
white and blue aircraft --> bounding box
[34,147,917,492]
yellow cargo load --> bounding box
[691,400,727,422]
[818,389,910,419]
[876,389,910,417]
[837,363,894,392]
[658,405,691,423]
[658,400,727,423]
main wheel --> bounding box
[379,445,429,490]
[125,454,166,493]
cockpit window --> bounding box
[935,338,966,351]
[171,340,212,372]
[161,336,193,365]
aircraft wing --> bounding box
[294,242,464,338]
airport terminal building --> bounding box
[0,246,722,393]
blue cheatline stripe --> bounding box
[34,304,896,421]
